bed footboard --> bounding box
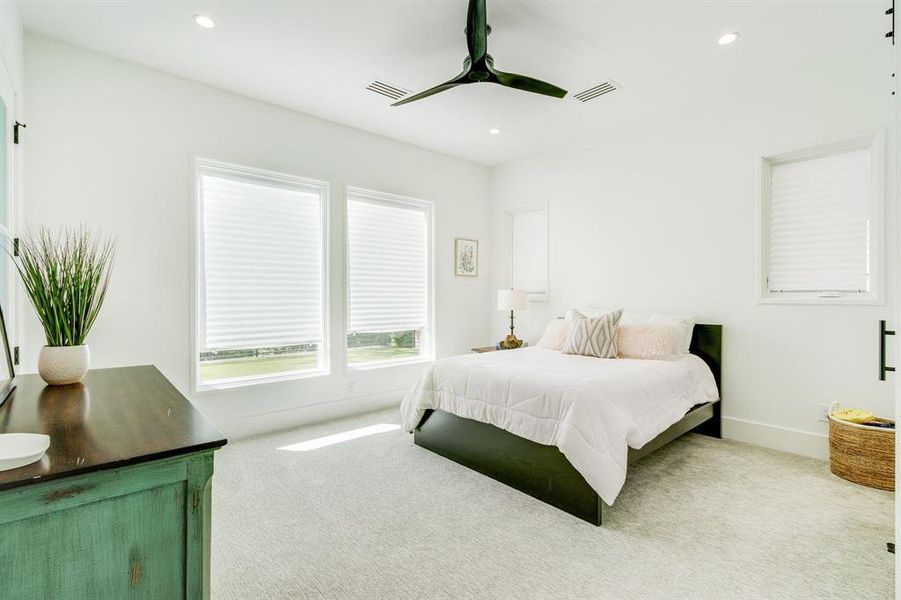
[414,409,604,525]
[414,401,720,526]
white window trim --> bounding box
[504,199,549,302]
[346,355,435,372]
[191,158,330,393]
[757,131,885,306]
[344,186,435,370]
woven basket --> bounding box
[828,415,894,491]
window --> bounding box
[508,203,548,301]
[346,188,433,366]
[760,133,883,304]
[195,160,328,388]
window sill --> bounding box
[346,355,434,372]
[758,292,884,306]
[193,367,329,395]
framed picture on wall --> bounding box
[454,238,478,277]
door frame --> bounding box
[0,55,20,370]
[893,16,900,593]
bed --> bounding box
[401,324,722,526]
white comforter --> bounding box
[400,347,719,505]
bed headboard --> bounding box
[690,324,722,393]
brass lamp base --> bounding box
[498,334,523,349]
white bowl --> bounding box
[0,433,51,471]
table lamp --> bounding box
[497,289,528,349]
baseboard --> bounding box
[216,395,830,460]
[218,389,406,440]
[722,416,828,460]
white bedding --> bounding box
[400,347,719,505]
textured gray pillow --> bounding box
[562,309,623,358]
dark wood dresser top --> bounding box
[0,365,226,491]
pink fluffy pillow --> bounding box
[536,319,569,351]
[616,322,682,359]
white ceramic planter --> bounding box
[38,345,90,385]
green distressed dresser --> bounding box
[0,366,227,599]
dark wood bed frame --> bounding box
[413,324,722,526]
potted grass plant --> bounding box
[12,227,115,385]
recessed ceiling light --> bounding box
[718,32,739,45]
[489,128,501,135]
[193,15,216,29]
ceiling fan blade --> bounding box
[391,72,471,106]
[488,69,567,99]
[466,0,488,64]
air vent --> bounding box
[573,80,619,103]
[365,79,410,102]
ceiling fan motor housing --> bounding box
[392,0,567,106]
[464,24,492,36]
[464,55,494,81]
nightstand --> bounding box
[471,343,529,354]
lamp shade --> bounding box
[497,289,528,311]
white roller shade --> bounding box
[200,171,323,351]
[347,194,429,334]
[767,147,871,293]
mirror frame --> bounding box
[0,303,16,408]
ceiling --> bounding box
[17,1,888,166]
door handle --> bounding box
[880,320,895,381]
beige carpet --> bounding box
[210,408,893,599]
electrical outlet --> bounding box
[347,381,355,395]
[818,404,831,423]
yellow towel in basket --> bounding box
[831,408,875,424]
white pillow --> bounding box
[562,309,623,358]
[621,312,695,354]
[617,322,682,359]
[536,319,569,351]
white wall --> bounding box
[23,34,491,438]
[0,1,23,92]
[21,11,896,460]
[489,32,895,460]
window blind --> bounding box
[767,148,870,293]
[200,172,323,351]
[346,194,429,334]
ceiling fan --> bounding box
[392,0,567,107]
